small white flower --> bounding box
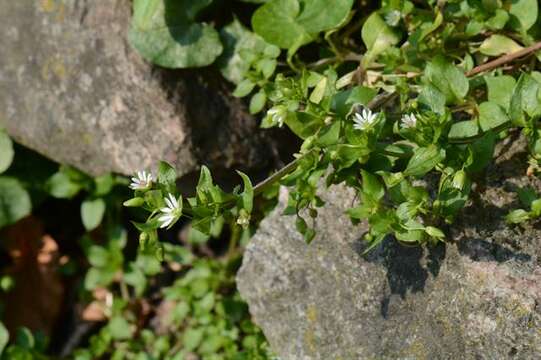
[158,193,182,229]
[385,10,401,27]
[129,170,154,190]
[267,106,286,127]
[401,113,417,129]
[353,108,378,130]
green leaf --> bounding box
[509,0,538,31]
[409,11,443,46]
[237,171,254,213]
[425,226,445,239]
[128,0,223,68]
[531,199,541,216]
[108,317,133,340]
[361,13,400,65]
[478,101,509,132]
[257,58,277,79]
[284,112,322,139]
[233,79,255,97]
[158,161,177,193]
[435,176,471,222]
[81,198,106,231]
[404,145,445,177]
[418,84,446,114]
[486,9,509,30]
[479,35,523,57]
[448,121,479,140]
[183,328,204,351]
[361,170,384,201]
[218,19,271,84]
[332,86,377,117]
[0,131,14,174]
[485,75,516,110]
[296,0,353,34]
[468,132,496,173]
[309,76,328,104]
[46,172,82,199]
[249,91,267,114]
[252,0,353,49]
[0,177,31,229]
[15,327,34,349]
[252,0,312,49]
[93,174,114,196]
[317,121,341,146]
[424,56,469,103]
[506,209,531,224]
[0,322,8,355]
[510,73,541,123]
[516,186,537,208]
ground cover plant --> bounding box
[0,140,273,359]
[0,0,540,358]
[127,0,541,251]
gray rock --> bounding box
[238,144,541,359]
[0,0,270,176]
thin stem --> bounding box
[466,41,541,77]
[253,151,314,196]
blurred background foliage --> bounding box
[0,129,275,359]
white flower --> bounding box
[129,170,154,190]
[353,108,378,130]
[158,193,182,229]
[267,106,286,127]
[401,113,417,129]
[385,10,401,27]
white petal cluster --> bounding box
[353,108,378,130]
[267,106,286,127]
[158,193,182,229]
[129,170,154,190]
[385,10,402,27]
[401,113,417,129]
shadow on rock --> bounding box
[360,238,446,318]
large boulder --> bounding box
[237,141,541,359]
[0,0,271,176]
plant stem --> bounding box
[253,151,314,196]
[466,41,541,77]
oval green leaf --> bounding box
[129,0,223,68]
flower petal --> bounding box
[168,193,178,208]
[164,196,174,209]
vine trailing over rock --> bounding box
[124,0,541,256]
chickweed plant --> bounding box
[126,0,541,253]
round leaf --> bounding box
[0,131,14,174]
[479,35,523,57]
[129,0,223,68]
[252,0,353,49]
[81,198,106,231]
[0,177,31,229]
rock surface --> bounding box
[0,0,271,176]
[237,140,541,359]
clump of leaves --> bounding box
[128,0,541,251]
[0,141,273,359]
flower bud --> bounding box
[139,232,148,244]
[452,170,466,190]
[236,209,251,227]
[123,197,145,207]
